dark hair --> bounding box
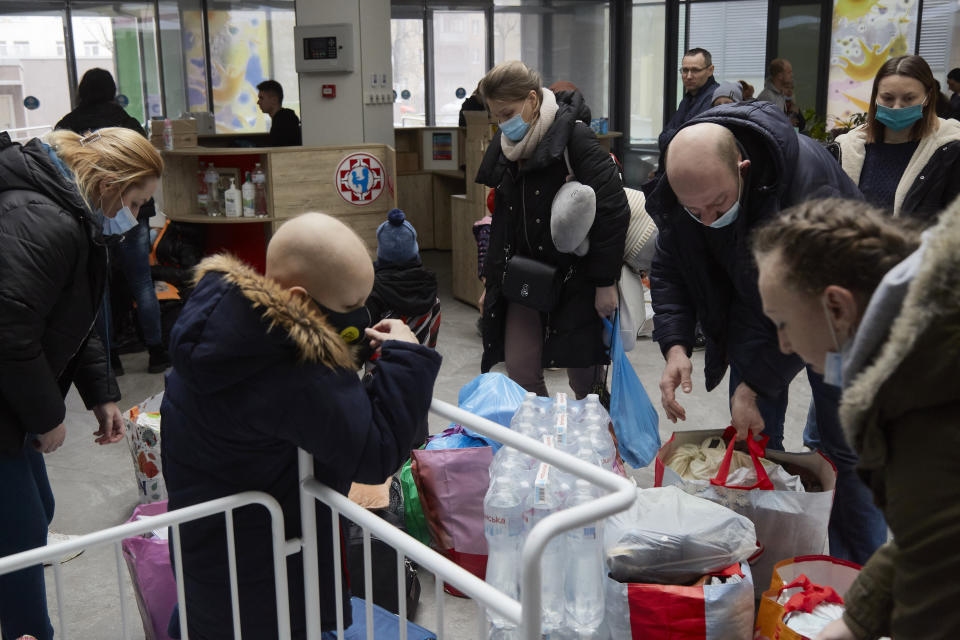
[866,55,938,143]
[752,198,920,301]
[948,68,960,83]
[256,79,284,103]
[77,68,116,108]
[768,58,789,79]
[683,48,712,68]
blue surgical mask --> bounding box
[875,102,925,132]
[101,194,138,236]
[821,297,850,388]
[499,102,532,142]
[684,172,742,228]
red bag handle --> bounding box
[779,574,845,615]
[710,426,775,490]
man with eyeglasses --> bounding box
[641,101,861,459]
[657,48,720,152]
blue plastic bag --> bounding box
[450,373,528,452]
[424,425,489,450]
[603,313,660,468]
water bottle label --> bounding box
[534,463,550,505]
[540,434,555,449]
[555,412,567,446]
[582,526,597,540]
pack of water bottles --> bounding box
[483,392,618,640]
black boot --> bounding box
[147,345,171,374]
[110,351,124,377]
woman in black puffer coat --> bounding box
[0,127,163,640]
[476,61,629,397]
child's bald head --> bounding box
[266,212,375,311]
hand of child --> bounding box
[365,319,418,350]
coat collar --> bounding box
[835,118,960,216]
[193,254,357,370]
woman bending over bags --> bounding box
[475,60,629,398]
[752,196,960,639]
[0,127,163,639]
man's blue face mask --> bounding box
[684,170,742,229]
[101,193,138,236]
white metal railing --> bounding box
[0,397,635,640]
[0,491,292,640]
[298,398,636,640]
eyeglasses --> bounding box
[680,66,709,76]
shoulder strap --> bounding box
[563,147,574,179]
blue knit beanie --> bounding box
[376,208,419,263]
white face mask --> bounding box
[821,296,850,387]
[101,193,138,236]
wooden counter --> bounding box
[161,144,397,257]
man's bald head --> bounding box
[665,123,746,225]
[266,212,374,312]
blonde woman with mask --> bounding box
[475,60,629,398]
[753,196,960,639]
[0,127,163,639]
[834,55,960,222]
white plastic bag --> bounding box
[603,486,757,584]
[125,393,166,504]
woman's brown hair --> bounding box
[44,127,163,211]
[866,55,939,143]
[752,198,920,301]
[478,60,542,107]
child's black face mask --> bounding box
[312,299,371,345]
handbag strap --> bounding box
[563,147,575,180]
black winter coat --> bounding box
[55,100,156,220]
[475,90,629,373]
[643,102,863,397]
[161,255,441,638]
[0,133,119,454]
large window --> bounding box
[392,17,425,126]
[494,0,610,119]
[688,0,767,95]
[918,0,960,88]
[433,10,486,126]
[630,1,666,144]
[0,11,71,139]
[71,4,163,124]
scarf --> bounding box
[501,88,559,162]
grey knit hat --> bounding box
[712,81,743,105]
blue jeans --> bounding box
[99,217,162,349]
[0,446,55,640]
[728,363,787,451]
[804,370,888,565]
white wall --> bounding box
[295,0,394,147]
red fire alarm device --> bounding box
[321,84,336,98]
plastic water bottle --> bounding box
[197,162,209,214]
[564,479,605,635]
[252,162,268,217]
[584,420,617,472]
[484,476,524,638]
[241,171,255,217]
[204,163,221,216]
[162,118,174,150]
[553,436,602,507]
[525,462,565,634]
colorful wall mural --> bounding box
[827,0,920,127]
[182,9,273,132]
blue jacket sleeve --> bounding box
[649,228,696,357]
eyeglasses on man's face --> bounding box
[680,66,709,76]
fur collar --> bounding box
[193,254,356,370]
[835,118,960,216]
[840,196,960,442]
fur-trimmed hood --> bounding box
[172,254,356,394]
[840,195,960,465]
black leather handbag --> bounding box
[501,254,564,312]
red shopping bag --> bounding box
[606,562,755,639]
[656,428,837,596]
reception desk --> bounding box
[160,144,397,267]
